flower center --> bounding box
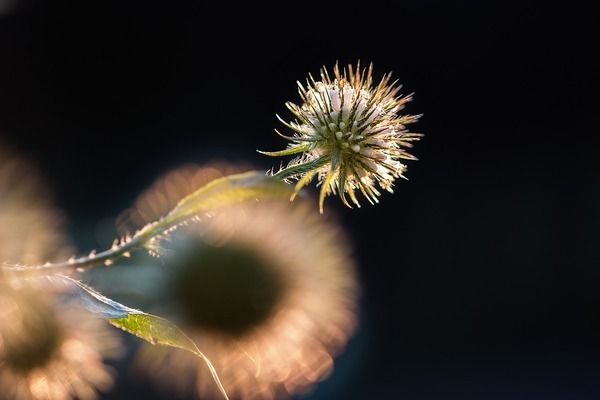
[0,298,62,373]
[319,119,365,155]
[308,84,373,155]
[170,242,285,337]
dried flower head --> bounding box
[137,199,358,399]
[0,284,122,400]
[261,62,422,212]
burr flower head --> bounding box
[261,62,422,212]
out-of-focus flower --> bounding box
[0,145,121,399]
[0,283,122,400]
[261,62,422,212]
[137,199,358,399]
[0,147,72,265]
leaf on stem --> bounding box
[157,171,293,231]
[48,275,229,400]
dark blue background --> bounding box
[1,1,599,399]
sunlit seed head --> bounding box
[261,62,423,212]
[137,199,358,400]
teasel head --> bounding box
[260,62,422,213]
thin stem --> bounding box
[1,170,298,274]
[2,217,172,273]
[3,237,135,273]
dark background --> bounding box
[1,1,599,399]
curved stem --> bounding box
[2,170,296,274]
[2,217,173,273]
[3,234,136,273]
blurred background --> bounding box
[1,1,599,399]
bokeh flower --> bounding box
[0,283,122,400]
[136,197,358,399]
[261,62,422,212]
[0,146,72,265]
[0,145,122,399]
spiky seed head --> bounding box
[260,62,423,212]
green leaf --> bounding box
[110,314,228,400]
[156,171,293,232]
[47,275,229,400]
[256,143,311,157]
[44,275,138,318]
